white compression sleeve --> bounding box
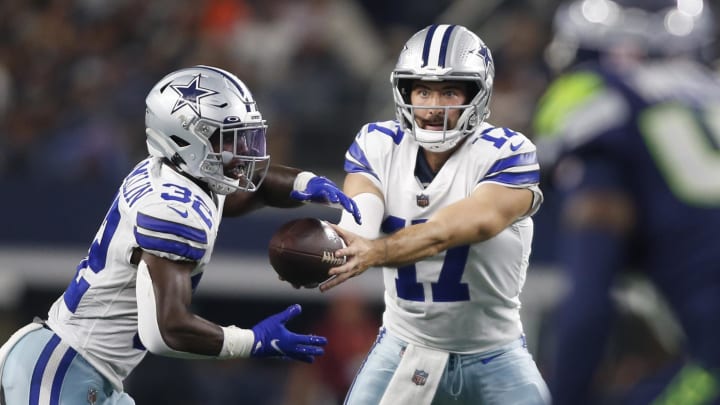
[136,261,254,359]
[337,192,384,239]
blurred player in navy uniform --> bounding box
[534,0,720,403]
[0,65,361,404]
[320,25,550,404]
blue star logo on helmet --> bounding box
[469,46,492,69]
[170,75,218,116]
[474,46,492,68]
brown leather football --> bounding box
[268,218,346,287]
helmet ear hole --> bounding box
[465,82,480,102]
[208,128,222,152]
[170,153,185,166]
[169,135,190,147]
[398,79,413,104]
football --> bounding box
[268,218,347,287]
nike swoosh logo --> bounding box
[168,205,189,218]
[509,140,526,152]
[270,339,285,355]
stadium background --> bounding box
[0,0,716,403]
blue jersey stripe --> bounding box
[344,160,380,182]
[421,24,439,67]
[50,346,77,405]
[347,141,372,169]
[30,334,62,405]
[368,123,404,144]
[136,213,207,244]
[438,25,456,67]
[487,152,538,175]
[483,170,540,185]
[134,230,206,261]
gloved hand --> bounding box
[250,304,327,363]
[291,175,362,225]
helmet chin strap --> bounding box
[208,181,235,195]
[414,127,464,153]
[203,156,239,195]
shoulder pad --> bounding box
[360,120,404,145]
[480,127,540,188]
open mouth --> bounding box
[222,156,248,180]
[421,119,446,131]
[226,166,246,180]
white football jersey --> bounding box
[46,157,223,390]
[344,120,542,353]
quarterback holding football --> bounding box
[324,25,550,404]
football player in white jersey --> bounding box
[0,65,361,405]
[319,25,550,404]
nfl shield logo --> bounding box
[416,193,430,207]
[412,369,429,386]
[87,388,97,404]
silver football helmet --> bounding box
[548,0,716,70]
[391,24,495,152]
[145,65,270,195]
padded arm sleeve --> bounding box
[337,192,384,239]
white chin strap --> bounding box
[221,151,233,164]
[207,178,238,195]
[414,128,464,152]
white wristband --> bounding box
[293,171,317,192]
[219,326,255,359]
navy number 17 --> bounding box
[383,216,470,302]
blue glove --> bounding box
[251,304,327,363]
[291,175,362,225]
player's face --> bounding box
[210,128,266,181]
[410,81,468,131]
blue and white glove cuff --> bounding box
[293,171,317,195]
[218,325,255,359]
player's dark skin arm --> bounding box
[223,164,303,217]
[138,250,225,355]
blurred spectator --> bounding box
[485,3,552,135]
[0,53,10,120]
[0,0,566,181]
[227,0,385,172]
